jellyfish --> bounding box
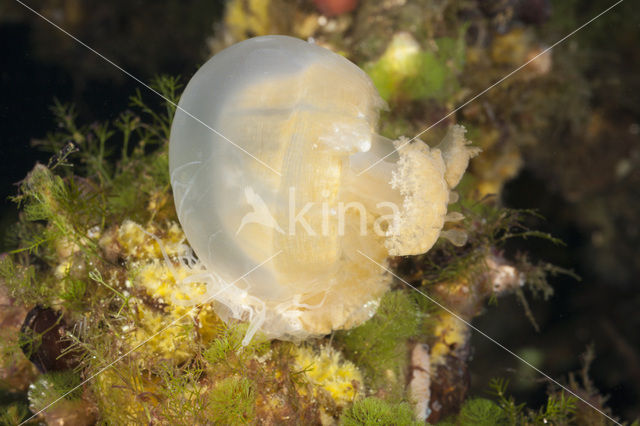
[169,35,479,343]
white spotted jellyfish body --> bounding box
[169,35,479,342]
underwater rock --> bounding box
[516,0,551,25]
[427,343,471,423]
[0,280,37,391]
[20,306,78,373]
[408,343,432,421]
[28,373,97,426]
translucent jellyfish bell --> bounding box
[169,36,479,342]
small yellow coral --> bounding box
[196,305,223,344]
[117,220,186,261]
[294,345,363,407]
[118,220,210,314]
[135,260,207,311]
[471,127,523,197]
[53,236,80,279]
[226,0,271,40]
[53,259,72,279]
[114,220,223,359]
[126,303,196,363]
[222,0,318,44]
[430,312,469,366]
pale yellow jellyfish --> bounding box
[169,35,479,343]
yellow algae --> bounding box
[116,220,186,261]
[135,260,207,310]
[294,345,363,407]
[93,367,160,423]
[111,220,224,358]
[127,302,196,363]
[430,312,469,366]
[226,0,272,40]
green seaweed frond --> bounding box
[203,322,270,371]
[9,164,102,257]
[41,75,179,180]
[402,201,555,289]
[340,397,419,426]
[516,252,580,299]
[0,402,30,426]
[565,346,624,425]
[27,370,83,415]
[203,333,236,365]
[475,203,578,330]
[485,377,579,425]
[88,269,130,315]
[407,198,579,331]
[151,362,210,424]
[58,278,88,310]
[91,361,156,424]
[0,255,52,306]
[365,28,467,105]
[207,377,256,424]
[42,370,83,400]
[455,398,507,425]
[418,202,566,288]
[458,198,563,248]
[512,252,580,331]
[488,377,525,424]
[532,392,577,424]
[26,75,180,225]
[129,75,181,142]
[60,305,132,376]
[3,75,182,312]
[336,291,421,393]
